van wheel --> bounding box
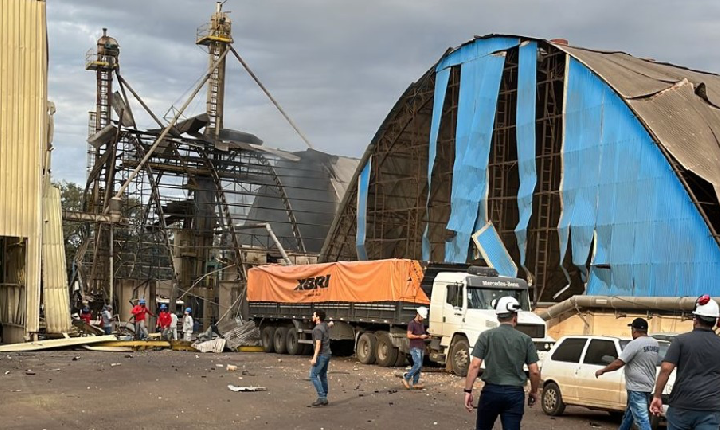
[261,326,276,353]
[356,333,377,364]
[273,327,288,354]
[375,332,398,367]
[286,329,302,355]
[649,414,660,430]
[450,337,470,377]
[542,382,566,416]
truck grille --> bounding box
[515,324,545,339]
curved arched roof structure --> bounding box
[321,35,720,302]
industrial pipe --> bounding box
[538,296,720,321]
[233,223,292,265]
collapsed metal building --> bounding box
[71,3,357,329]
[321,35,720,303]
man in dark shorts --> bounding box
[651,295,720,429]
[463,296,540,430]
[403,306,429,389]
[309,309,331,407]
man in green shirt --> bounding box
[463,296,541,430]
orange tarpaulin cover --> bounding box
[247,259,430,304]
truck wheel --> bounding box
[375,332,398,367]
[286,329,302,355]
[273,327,288,354]
[261,326,276,353]
[394,350,408,367]
[541,382,566,416]
[450,337,470,376]
[356,333,377,364]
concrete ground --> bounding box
[0,350,621,429]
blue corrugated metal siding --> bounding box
[563,57,720,296]
[443,39,518,263]
[514,42,538,268]
[474,222,518,277]
[355,158,372,260]
[422,68,451,261]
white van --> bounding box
[540,335,674,429]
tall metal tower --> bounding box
[84,28,120,297]
[196,2,232,140]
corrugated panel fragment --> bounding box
[355,158,372,260]
[473,222,518,277]
[514,42,537,267]
[42,184,71,333]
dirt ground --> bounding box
[0,350,621,429]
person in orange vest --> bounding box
[156,304,172,340]
[130,299,153,340]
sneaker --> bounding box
[413,383,425,390]
[402,378,412,390]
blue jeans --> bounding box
[619,391,652,430]
[476,383,524,430]
[404,347,423,384]
[309,354,330,400]
[103,326,113,335]
[666,407,720,430]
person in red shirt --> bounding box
[131,299,153,340]
[79,302,92,325]
[156,304,172,340]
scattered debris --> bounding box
[110,363,121,367]
[227,385,266,392]
[226,364,238,371]
[125,354,134,359]
[73,356,81,361]
[4,371,9,375]
[194,338,226,354]
[215,364,224,368]
[217,318,261,349]
[25,370,36,375]
[0,335,116,352]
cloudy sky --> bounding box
[47,0,720,185]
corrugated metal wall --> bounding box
[42,183,71,333]
[0,0,48,336]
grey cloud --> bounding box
[48,0,720,185]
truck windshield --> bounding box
[466,287,531,311]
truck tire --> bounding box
[394,351,408,367]
[375,332,398,367]
[273,327,288,354]
[356,332,377,364]
[541,382,566,416]
[286,329,302,355]
[261,326,276,353]
[449,337,470,376]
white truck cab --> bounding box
[426,269,554,376]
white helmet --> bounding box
[693,295,720,318]
[417,306,428,319]
[493,296,521,315]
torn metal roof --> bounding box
[557,44,720,202]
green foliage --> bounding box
[54,180,85,275]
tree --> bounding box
[54,181,85,276]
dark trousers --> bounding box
[476,384,525,430]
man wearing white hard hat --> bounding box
[651,295,720,429]
[463,296,540,430]
[403,306,429,389]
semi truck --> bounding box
[247,258,554,376]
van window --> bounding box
[583,340,617,366]
[550,338,586,363]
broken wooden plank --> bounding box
[227,385,266,392]
[83,346,135,352]
[0,335,117,352]
[93,340,171,348]
[237,346,264,352]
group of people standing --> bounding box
[308,294,720,430]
